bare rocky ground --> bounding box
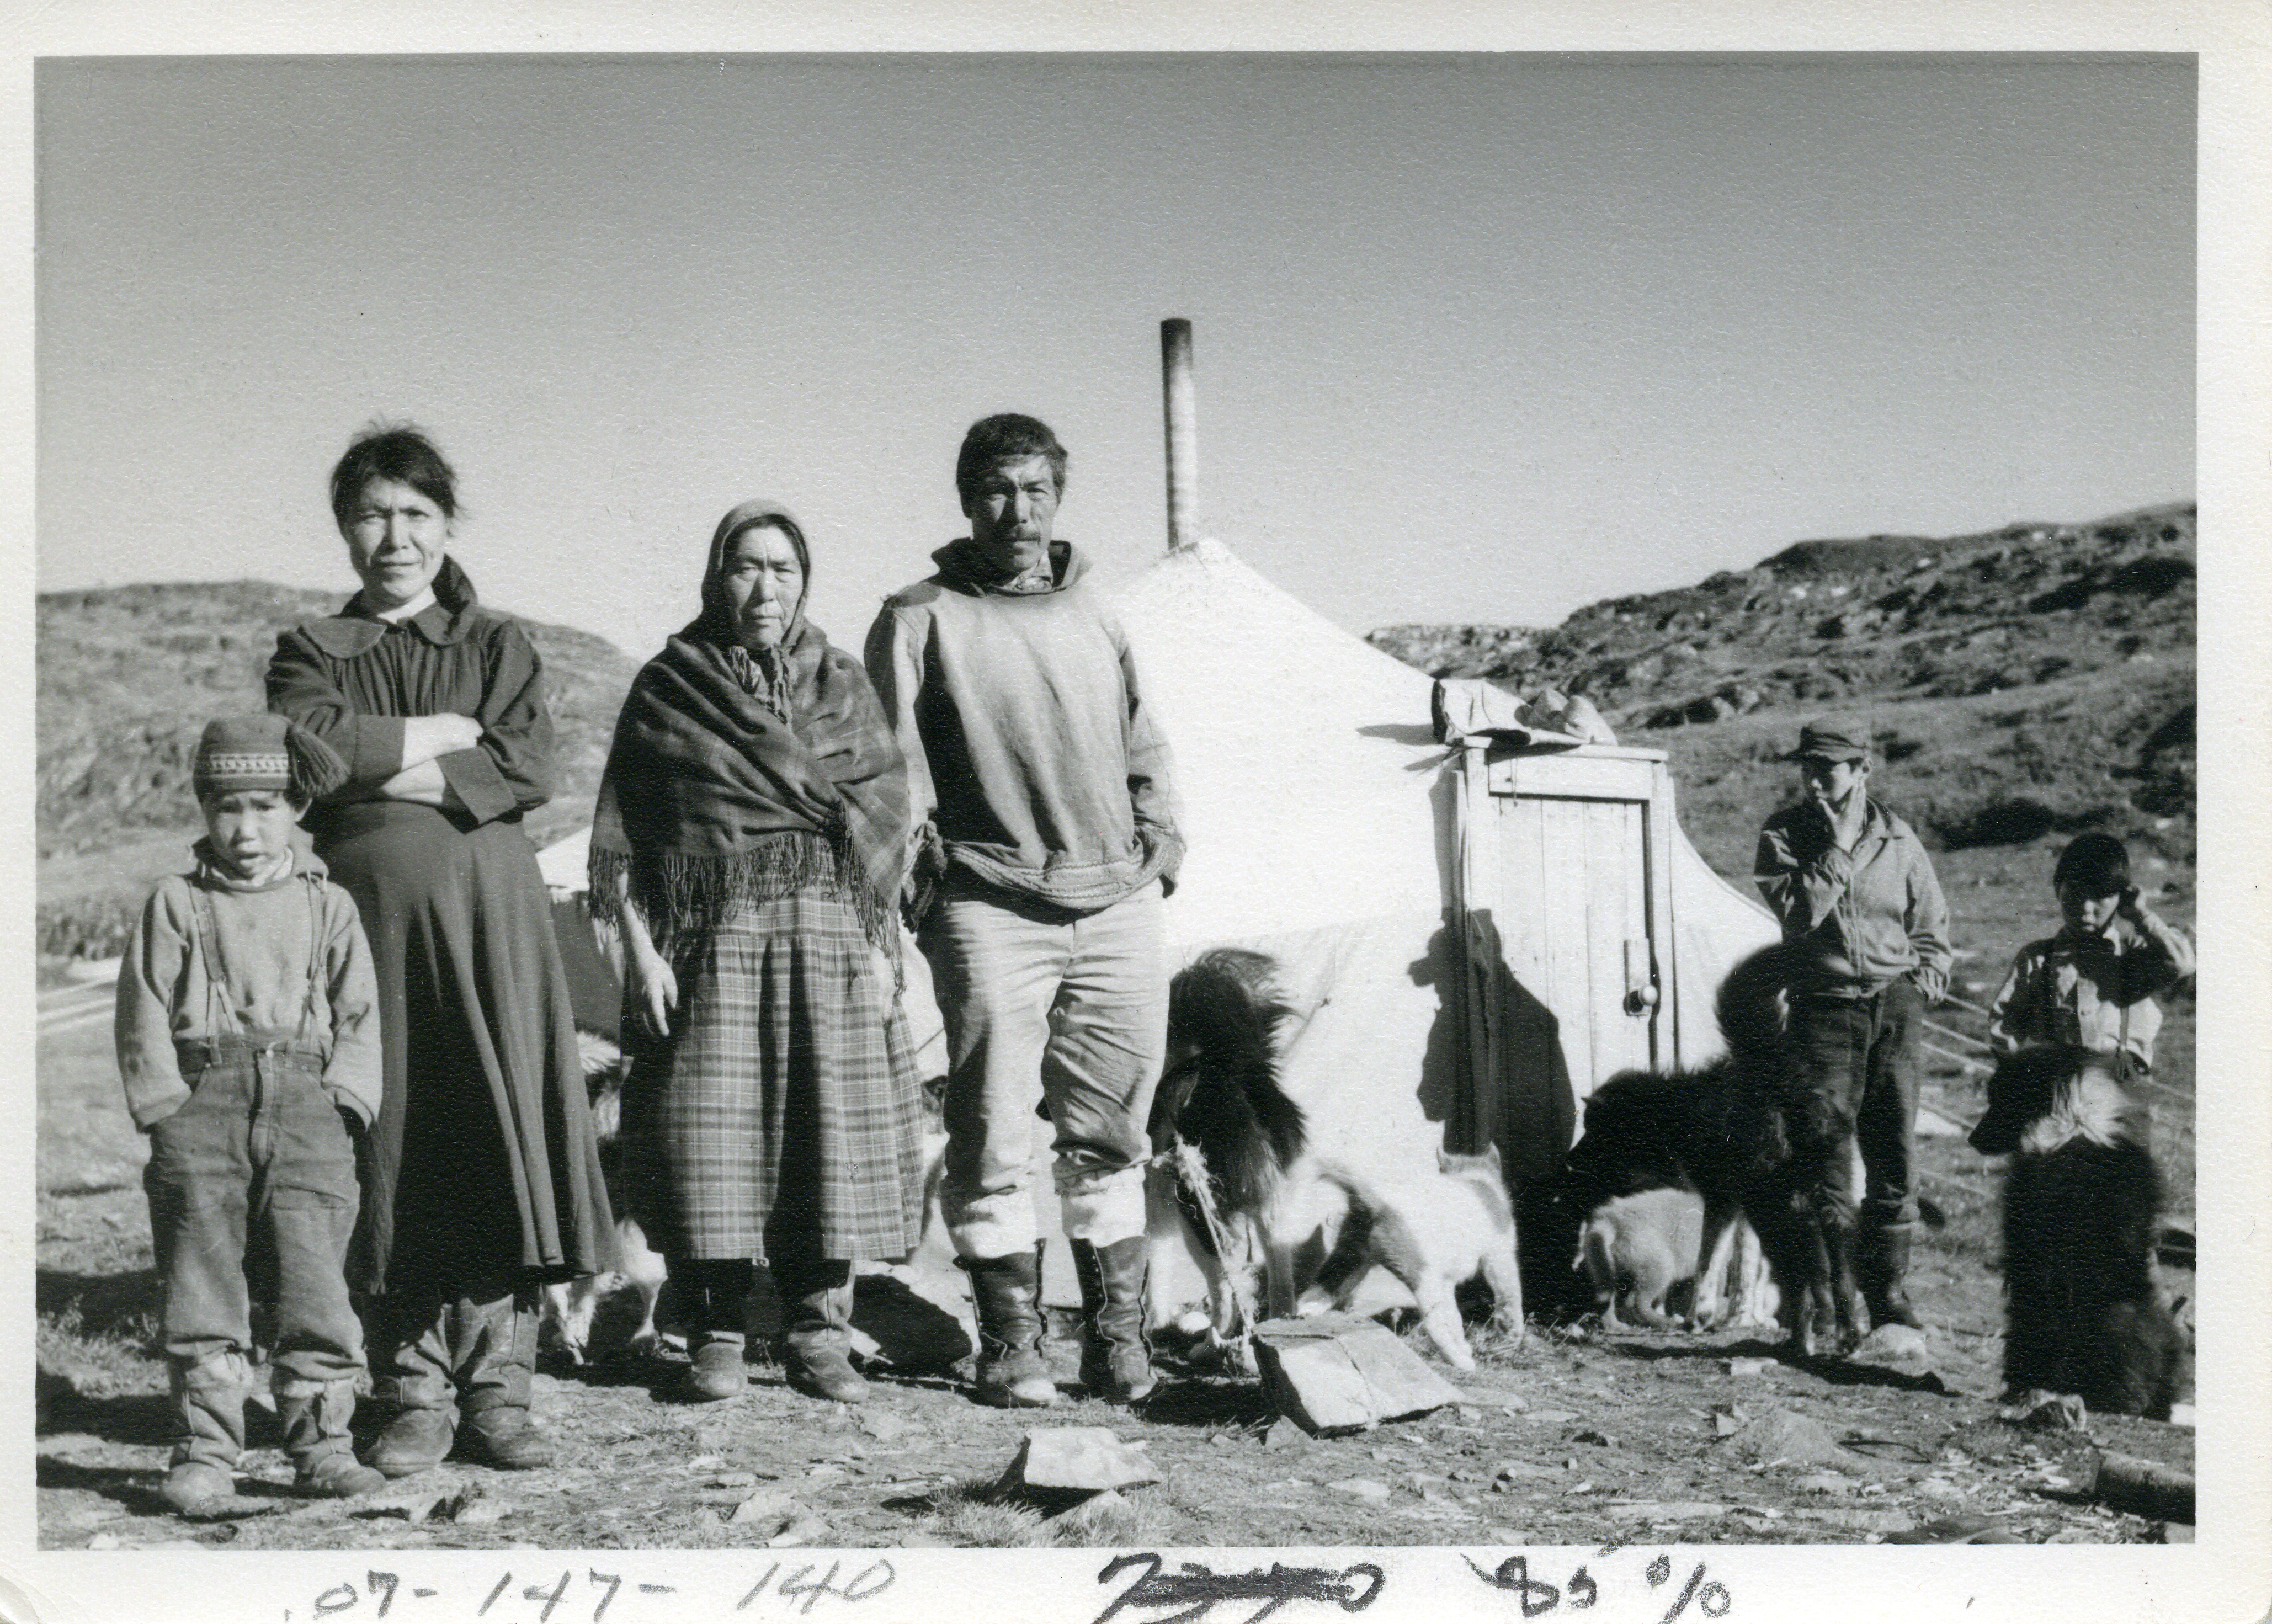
[35,855,2197,1554]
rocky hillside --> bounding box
[1370,503,2196,875]
[37,581,639,955]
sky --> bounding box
[35,54,2194,657]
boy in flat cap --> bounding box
[115,715,387,1511]
[1754,715,1954,1341]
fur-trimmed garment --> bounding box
[1968,1046,2183,1418]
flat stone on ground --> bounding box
[1722,1406,1847,1467]
[1005,1428,1162,1493]
[1254,1313,1461,1435]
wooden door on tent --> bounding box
[1453,743,1682,1183]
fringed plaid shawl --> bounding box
[589,505,909,960]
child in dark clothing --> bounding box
[115,716,387,1510]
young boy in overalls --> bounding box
[115,716,388,1511]
[1988,833,2195,1075]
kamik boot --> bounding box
[958,1243,1057,1409]
[277,1377,386,1498]
[673,1258,754,1403]
[774,1254,869,1404]
[159,1353,249,1513]
[1859,1222,1926,1331]
[453,1288,553,1471]
[1072,1237,1158,1402]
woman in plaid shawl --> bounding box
[590,498,925,1404]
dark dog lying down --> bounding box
[1968,1045,2183,1420]
[1561,945,1870,1357]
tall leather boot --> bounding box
[773,1253,868,1404]
[278,1377,386,1498]
[1071,1237,1157,1402]
[1859,1222,1925,1330]
[957,1244,1057,1409]
[159,1352,249,1512]
[454,1287,554,1471]
[367,1292,457,1480]
[673,1258,753,1403]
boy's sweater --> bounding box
[114,839,382,1131]
[864,538,1183,910]
[1988,907,2195,1072]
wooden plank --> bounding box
[1540,797,1591,1097]
[1491,753,1661,802]
[1582,800,1627,1091]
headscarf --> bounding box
[588,499,910,963]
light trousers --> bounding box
[921,875,1167,1258]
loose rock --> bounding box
[1003,1429,1162,1494]
[1323,1478,1392,1504]
[1254,1313,1461,1436]
[727,1488,801,1526]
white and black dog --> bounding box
[1968,1045,2184,1419]
[1151,948,1523,1371]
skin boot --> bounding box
[773,1253,869,1404]
[454,1287,554,1471]
[1860,1223,1926,1330]
[159,1353,248,1513]
[278,1377,386,1499]
[958,1244,1057,1409]
[366,1295,457,1480]
[673,1258,753,1403]
[1072,1237,1158,1403]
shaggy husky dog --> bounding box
[1968,1046,2183,1419]
[1560,944,1866,1357]
[1150,949,1311,1351]
[1152,948,1523,1371]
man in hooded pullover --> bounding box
[865,413,1183,1409]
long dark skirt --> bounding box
[620,888,925,1263]
[315,799,614,1296]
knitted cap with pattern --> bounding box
[193,715,347,801]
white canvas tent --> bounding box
[539,536,1780,1320]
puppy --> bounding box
[1295,1145,1525,1370]
[1969,1046,2183,1419]
[540,1034,668,1366]
[1561,945,1866,1358]
[1577,1187,1703,1330]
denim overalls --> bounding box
[141,876,365,1465]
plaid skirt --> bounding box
[620,887,925,1261]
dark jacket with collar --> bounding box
[265,557,552,828]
